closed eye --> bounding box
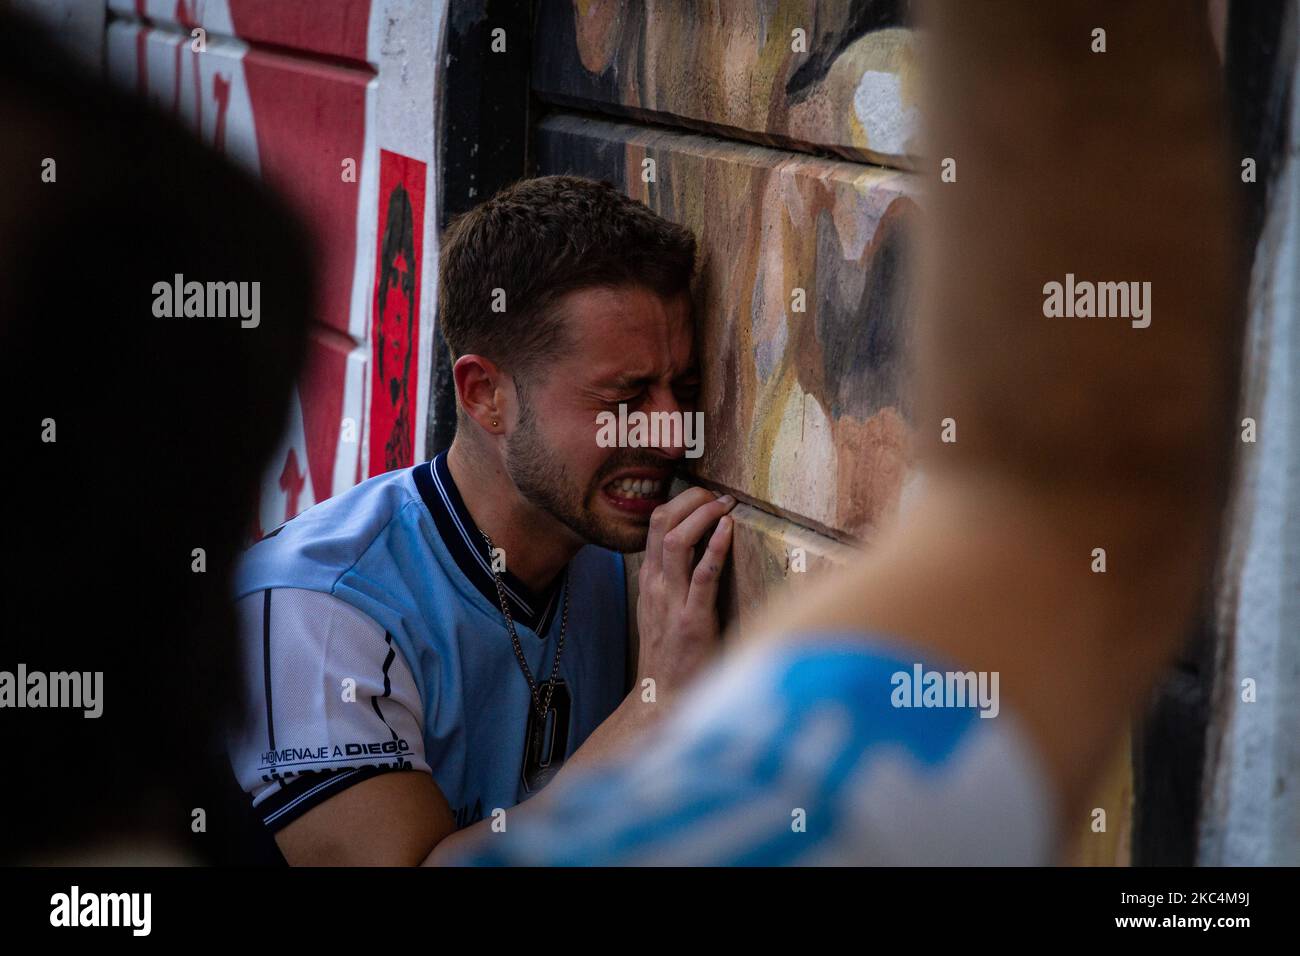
[603,392,643,409]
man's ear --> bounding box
[453,353,506,435]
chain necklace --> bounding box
[479,530,569,725]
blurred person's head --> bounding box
[0,11,312,862]
[439,175,698,553]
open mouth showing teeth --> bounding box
[606,477,666,500]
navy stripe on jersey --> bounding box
[257,765,404,831]
[262,589,275,750]
[261,589,293,793]
[371,632,399,742]
[413,453,564,636]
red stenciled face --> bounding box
[379,246,412,408]
[504,285,698,553]
[370,156,425,475]
[371,171,422,473]
[373,242,415,472]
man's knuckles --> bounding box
[661,530,690,555]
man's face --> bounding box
[504,285,698,553]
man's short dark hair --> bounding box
[437,175,696,378]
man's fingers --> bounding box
[642,486,723,576]
[660,494,736,595]
[685,514,734,621]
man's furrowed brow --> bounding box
[600,368,699,389]
[592,371,653,391]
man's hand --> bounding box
[635,487,736,696]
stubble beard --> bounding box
[504,400,650,554]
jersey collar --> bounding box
[413,452,564,636]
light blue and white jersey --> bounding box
[225,452,629,832]
[455,636,1056,865]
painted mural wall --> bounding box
[534,0,920,575]
[533,0,920,167]
[531,0,1138,866]
[102,0,446,538]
